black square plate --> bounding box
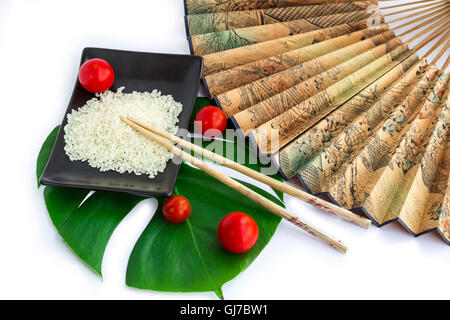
[40,47,203,197]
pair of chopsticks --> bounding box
[121,116,372,253]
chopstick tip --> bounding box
[361,218,372,229]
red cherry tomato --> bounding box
[163,195,191,223]
[217,212,259,254]
[194,106,227,138]
[78,58,115,93]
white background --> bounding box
[0,0,448,300]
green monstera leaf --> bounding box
[126,163,282,298]
[37,98,284,297]
[44,187,144,276]
[37,126,145,276]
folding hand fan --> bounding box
[183,0,450,244]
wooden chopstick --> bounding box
[127,116,371,229]
[120,116,348,253]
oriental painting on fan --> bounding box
[183,0,450,244]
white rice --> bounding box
[63,87,182,178]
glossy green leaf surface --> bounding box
[46,189,144,275]
[126,163,282,297]
[37,126,145,276]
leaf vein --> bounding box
[185,219,220,295]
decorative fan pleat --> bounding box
[190,10,373,54]
[232,38,406,134]
[184,0,370,15]
[201,20,374,75]
[183,0,450,244]
[212,27,393,102]
[278,55,425,177]
[296,63,440,196]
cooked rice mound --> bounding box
[64,87,182,178]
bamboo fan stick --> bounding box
[441,51,450,70]
[430,37,450,65]
[394,10,449,36]
[384,0,449,16]
[120,116,348,253]
[127,117,371,229]
[411,22,450,51]
[391,7,449,30]
[423,30,450,59]
[380,0,444,9]
[387,4,449,24]
[405,17,449,43]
